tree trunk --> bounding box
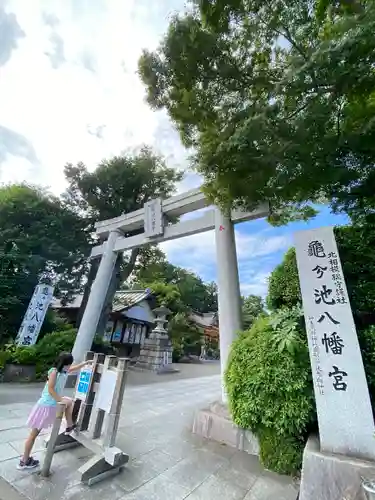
[76,257,99,328]
[95,248,140,338]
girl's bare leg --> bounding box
[23,428,40,461]
[62,398,74,427]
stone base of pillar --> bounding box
[299,435,375,500]
[135,336,179,374]
[192,401,260,456]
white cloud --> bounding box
[161,225,291,295]
[240,272,271,297]
[0,0,188,194]
[162,227,290,264]
[235,231,291,261]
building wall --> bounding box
[123,302,155,323]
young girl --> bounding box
[18,352,92,470]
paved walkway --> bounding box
[0,362,221,405]
[0,373,299,500]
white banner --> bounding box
[16,284,54,346]
[295,226,375,459]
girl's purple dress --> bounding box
[26,368,67,429]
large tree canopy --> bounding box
[63,147,181,225]
[0,184,89,340]
[139,0,375,223]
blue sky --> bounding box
[0,0,350,298]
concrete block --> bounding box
[192,410,212,439]
[209,412,239,448]
[299,435,375,500]
[192,402,259,457]
[241,430,260,456]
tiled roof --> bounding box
[51,289,152,312]
[112,290,152,312]
[50,295,83,309]
[189,311,218,328]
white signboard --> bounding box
[16,284,54,346]
[75,368,93,400]
[144,198,164,238]
[295,226,375,460]
[94,369,117,412]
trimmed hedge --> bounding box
[225,310,316,475]
[1,329,114,380]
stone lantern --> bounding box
[136,304,178,374]
[150,305,171,338]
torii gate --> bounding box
[72,188,269,401]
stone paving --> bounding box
[0,374,299,500]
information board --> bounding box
[75,368,92,400]
[94,370,117,412]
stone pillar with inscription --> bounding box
[136,305,177,374]
[295,226,375,500]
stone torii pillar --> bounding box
[215,209,242,402]
[72,230,121,364]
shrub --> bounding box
[225,309,316,474]
[206,347,220,359]
[34,328,76,371]
[258,428,305,475]
[0,350,10,370]
[0,329,116,380]
[2,329,77,380]
[10,346,38,366]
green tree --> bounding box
[130,246,167,283]
[133,249,218,313]
[242,294,266,330]
[267,248,301,311]
[168,311,202,356]
[62,148,182,333]
[142,280,184,312]
[139,0,375,223]
[0,184,89,341]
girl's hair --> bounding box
[54,352,74,373]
